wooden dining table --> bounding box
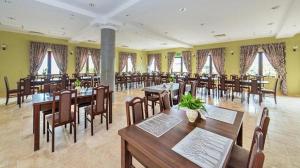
[32,89,113,151]
[118,106,244,168]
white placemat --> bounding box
[172,128,233,168]
[203,105,237,124]
[137,113,182,137]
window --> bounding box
[38,51,60,75]
[247,52,277,76]
[80,55,95,73]
[122,56,134,73]
[201,55,218,75]
[148,59,158,72]
[171,57,187,73]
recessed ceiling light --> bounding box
[271,5,280,10]
[178,7,187,13]
[200,23,205,26]
[161,43,168,45]
[211,31,215,34]
[88,40,96,43]
[267,22,274,26]
[164,32,168,34]
[7,16,15,20]
[89,3,95,7]
[121,45,129,48]
[125,14,130,17]
[293,25,297,27]
[214,34,226,38]
[61,27,65,30]
[3,0,12,4]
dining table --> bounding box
[118,106,244,168]
[31,88,113,151]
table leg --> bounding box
[109,92,113,124]
[237,123,243,147]
[121,138,132,168]
[33,104,41,151]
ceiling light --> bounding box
[28,31,44,35]
[267,22,274,26]
[200,23,205,26]
[88,40,96,43]
[271,5,280,10]
[211,31,215,34]
[7,16,15,20]
[161,43,168,45]
[89,3,95,7]
[164,32,168,34]
[121,45,129,48]
[178,7,187,13]
[125,14,130,17]
[293,25,297,27]
[214,34,226,38]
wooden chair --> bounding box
[190,81,197,98]
[218,76,229,99]
[84,85,109,136]
[19,77,36,103]
[46,90,77,152]
[159,91,172,111]
[261,78,279,104]
[205,77,217,97]
[125,97,148,126]
[42,83,62,134]
[4,76,19,105]
[227,129,265,168]
[231,78,244,102]
[258,107,270,146]
[173,82,186,105]
[247,79,262,105]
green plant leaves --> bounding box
[179,93,206,111]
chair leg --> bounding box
[43,114,46,134]
[52,127,55,152]
[101,114,103,123]
[274,94,277,104]
[151,101,155,115]
[106,113,108,130]
[46,122,49,142]
[84,111,87,129]
[5,94,9,105]
[77,106,80,124]
[91,118,94,136]
[247,93,250,104]
[70,123,72,134]
[74,122,77,143]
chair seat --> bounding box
[261,89,274,94]
[227,144,249,168]
[85,105,107,116]
[46,112,75,126]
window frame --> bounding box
[202,55,217,75]
[38,51,61,75]
[81,55,95,74]
[247,52,277,76]
[171,57,187,73]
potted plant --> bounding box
[74,79,81,93]
[168,76,175,85]
[179,93,206,123]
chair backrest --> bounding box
[207,77,215,89]
[219,76,227,90]
[20,77,32,96]
[52,90,77,124]
[154,77,161,85]
[44,83,62,93]
[61,74,69,89]
[233,78,241,92]
[273,78,279,92]
[231,75,238,80]
[126,97,148,126]
[4,76,10,92]
[159,91,172,111]
[81,80,92,88]
[250,80,260,94]
[92,85,109,115]
[190,81,197,97]
[258,107,270,146]
[247,129,265,168]
[178,82,186,102]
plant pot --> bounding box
[185,108,198,123]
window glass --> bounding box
[262,53,276,76]
[127,56,133,72]
[51,56,60,74]
[88,55,95,73]
[172,57,182,72]
[149,59,156,72]
[202,57,210,74]
[38,54,48,75]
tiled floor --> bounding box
[0,89,300,168]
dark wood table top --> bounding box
[118,106,244,168]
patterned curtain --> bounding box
[262,43,287,95]
[130,53,137,72]
[168,52,176,72]
[155,53,161,72]
[196,49,210,73]
[90,48,101,74]
[51,44,68,74]
[211,48,225,75]
[119,52,129,72]
[29,42,50,75]
[75,47,89,74]
[240,45,259,75]
[182,51,192,73]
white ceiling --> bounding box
[0,0,299,50]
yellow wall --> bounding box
[0,31,147,96]
[146,35,300,96]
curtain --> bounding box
[131,53,137,72]
[51,44,68,74]
[75,47,89,74]
[168,52,176,72]
[196,49,210,73]
[182,51,192,73]
[240,45,259,75]
[119,52,129,72]
[262,43,287,95]
[29,42,50,75]
[90,48,101,73]
[155,53,161,72]
[211,48,225,75]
